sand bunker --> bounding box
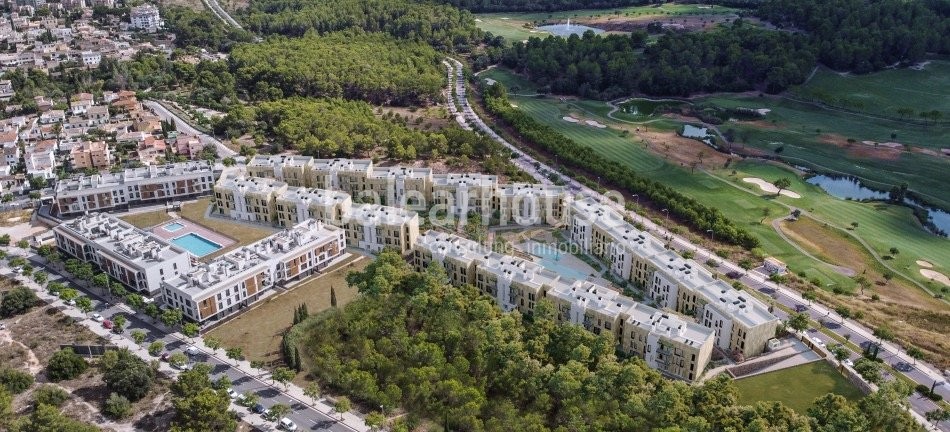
[920,269,950,287]
[563,116,579,123]
[862,140,903,149]
[509,104,518,108]
[585,120,607,129]
[483,78,496,86]
[916,260,933,268]
[742,177,802,198]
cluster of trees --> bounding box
[288,251,921,431]
[162,6,254,53]
[483,84,759,248]
[229,32,443,105]
[444,0,655,12]
[757,0,950,72]
[169,363,237,431]
[501,22,815,98]
[0,286,39,318]
[215,98,533,181]
[241,0,482,51]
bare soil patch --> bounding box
[377,106,451,131]
[207,256,369,367]
[583,13,735,33]
[637,129,729,168]
[818,133,902,161]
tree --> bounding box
[808,393,869,431]
[110,281,127,299]
[169,352,188,368]
[75,296,92,314]
[366,411,386,431]
[0,234,9,246]
[213,375,232,391]
[144,303,160,322]
[33,272,47,285]
[906,346,924,365]
[853,358,883,384]
[58,288,78,303]
[269,403,290,422]
[131,330,147,345]
[0,287,38,317]
[92,273,110,295]
[46,348,89,381]
[204,336,222,352]
[148,341,165,357]
[0,387,12,427]
[334,396,351,420]
[330,285,337,308]
[17,403,98,431]
[112,314,127,333]
[104,392,132,419]
[32,385,69,407]
[787,313,810,333]
[225,347,244,365]
[772,178,791,196]
[182,322,200,339]
[172,387,237,431]
[926,409,950,426]
[240,392,259,407]
[830,344,850,369]
[101,349,155,402]
[161,308,183,328]
[272,367,294,391]
[172,363,213,399]
[304,382,321,405]
[873,326,895,343]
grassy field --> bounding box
[795,61,950,118]
[734,361,864,414]
[476,3,741,40]
[206,255,369,368]
[120,210,174,228]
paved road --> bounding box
[144,100,237,158]
[447,58,948,431]
[201,0,243,29]
[2,249,365,432]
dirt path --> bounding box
[0,327,42,374]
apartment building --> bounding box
[53,213,191,297]
[213,173,287,224]
[306,158,374,194]
[495,183,566,226]
[432,173,497,217]
[274,186,352,228]
[648,251,717,312]
[623,305,715,382]
[69,140,111,170]
[246,154,313,187]
[130,4,162,32]
[690,280,780,359]
[161,219,345,324]
[24,140,56,179]
[343,203,419,254]
[56,161,215,216]
[412,230,716,382]
[364,166,432,207]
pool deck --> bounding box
[149,218,236,250]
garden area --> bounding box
[734,361,865,413]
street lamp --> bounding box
[661,208,669,225]
[632,194,639,207]
[706,229,714,243]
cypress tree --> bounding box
[330,286,337,308]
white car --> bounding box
[185,346,200,356]
[65,299,75,306]
[811,336,825,347]
[843,359,854,367]
[226,388,238,399]
[279,417,298,431]
[90,313,103,322]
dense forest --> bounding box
[442,0,653,12]
[483,84,759,249]
[215,98,534,180]
[757,0,950,72]
[240,0,482,51]
[229,32,443,105]
[162,6,254,53]
[500,23,814,98]
[288,252,922,432]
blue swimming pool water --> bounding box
[164,222,186,232]
[172,233,222,257]
[523,241,592,282]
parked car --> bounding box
[185,346,199,356]
[810,336,825,347]
[102,320,113,329]
[843,359,854,367]
[173,362,193,371]
[279,418,298,431]
[160,352,170,362]
[90,313,103,322]
[65,299,75,306]
[252,403,271,418]
[726,271,743,279]
[226,388,239,399]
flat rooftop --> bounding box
[58,213,188,267]
[276,186,350,207]
[432,173,498,188]
[497,183,566,198]
[416,230,487,264]
[369,166,432,180]
[55,160,214,195]
[311,158,373,173]
[216,173,287,196]
[248,154,314,169]
[626,303,715,348]
[695,279,779,328]
[346,203,417,225]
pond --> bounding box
[807,174,950,236]
[618,98,685,119]
[681,124,709,138]
[537,23,604,37]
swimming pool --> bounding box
[164,222,186,232]
[522,241,593,282]
[172,233,222,257]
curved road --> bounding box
[144,100,237,158]
[447,57,948,431]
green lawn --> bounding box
[734,361,865,414]
[475,3,741,41]
[795,61,950,118]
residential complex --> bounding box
[412,230,716,382]
[129,4,163,33]
[53,213,191,297]
[55,161,216,216]
[162,219,345,324]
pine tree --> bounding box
[293,347,302,371]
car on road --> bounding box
[794,304,808,312]
[185,346,200,356]
[279,417,298,431]
[173,362,194,371]
[226,388,239,399]
[160,352,170,362]
[726,271,743,279]
[102,320,113,329]
[90,313,103,322]
[810,336,825,347]
[252,403,271,418]
[843,359,854,367]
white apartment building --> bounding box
[56,161,216,216]
[24,140,56,179]
[343,203,419,254]
[307,158,374,194]
[432,173,497,218]
[246,154,313,187]
[274,186,352,228]
[162,219,345,324]
[213,173,287,223]
[494,183,566,226]
[130,4,162,32]
[53,213,192,297]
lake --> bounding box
[537,23,604,37]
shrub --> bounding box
[46,349,89,382]
[0,367,34,394]
[0,287,39,318]
[103,393,132,419]
[33,385,69,407]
